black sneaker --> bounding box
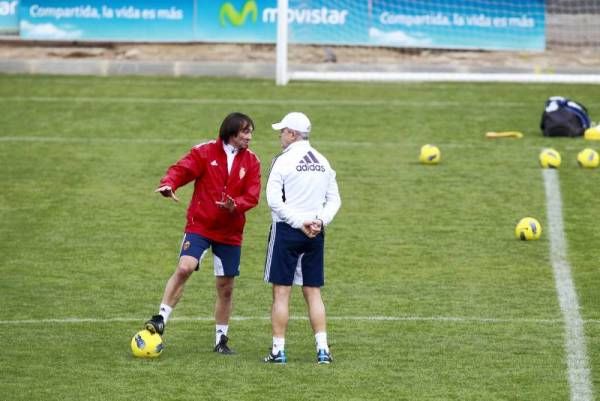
[144,315,165,336]
[264,350,287,364]
[214,334,235,355]
[317,349,332,364]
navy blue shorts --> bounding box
[179,232,241,277]
[264,222,324,287]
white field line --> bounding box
[4,315,600,325]
[2,95,598,109]
[0,136,195,145]
[542,169,593,401]
[0,95,529,108]
[0,135,383,148]
[0,135,593,153]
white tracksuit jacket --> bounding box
[266,140,341,229]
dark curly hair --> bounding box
[219,112,254,144]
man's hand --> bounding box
[216,193,236,212]
[155,185,179,202]
[301,219,323,238]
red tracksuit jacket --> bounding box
[159,138,261,245]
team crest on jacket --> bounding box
[239,167,246,179]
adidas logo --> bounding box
[296,151,326,172]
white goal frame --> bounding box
[275,0,600,85]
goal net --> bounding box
[275,0,600,85]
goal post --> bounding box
[275,0,289,85]
[275,0,600,85]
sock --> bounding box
[272,337,285,355]
[216,324,228,345]
[159,304,172,324]
[315,332,329,352]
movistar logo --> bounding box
[220,1,258,27]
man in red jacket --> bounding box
[143,112,261,354]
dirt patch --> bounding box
[0,40,599,74]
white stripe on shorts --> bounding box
[214,254,224,276]
[264,223,277,282]
[293,253,304,286]
[198,249,208,269]
[179,233,187,256]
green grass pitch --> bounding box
[1,74,599,400]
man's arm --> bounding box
[301,219,323,238]
[266,166,304,229]
[316,169,341,226]
[155,185,180,202]
[157,148,205,201]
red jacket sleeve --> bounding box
[159,147,205,191]
[233,157,261,214]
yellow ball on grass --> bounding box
[515,217,542,241]
[419,144,441,165]
[131,329,164,358]
[577,148,599,168]
[539,148,561,169]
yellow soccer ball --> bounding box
[131,329,164,358]
[576,148,599,168]
[419,144,441,164]
[515,217,542,241]
[584,126,600,140]
[539,148,561,168]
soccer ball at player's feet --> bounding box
[131,329,164,358]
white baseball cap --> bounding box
[272,112,311,133]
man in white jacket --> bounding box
[263,112,341,364]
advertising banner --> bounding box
[195,0,273,43]
[199,0,544,50]
[197,0,366,45]
[368,0,545,51]
[19,0,194,41]
[18,0,545,51]
[0,0,19,34]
